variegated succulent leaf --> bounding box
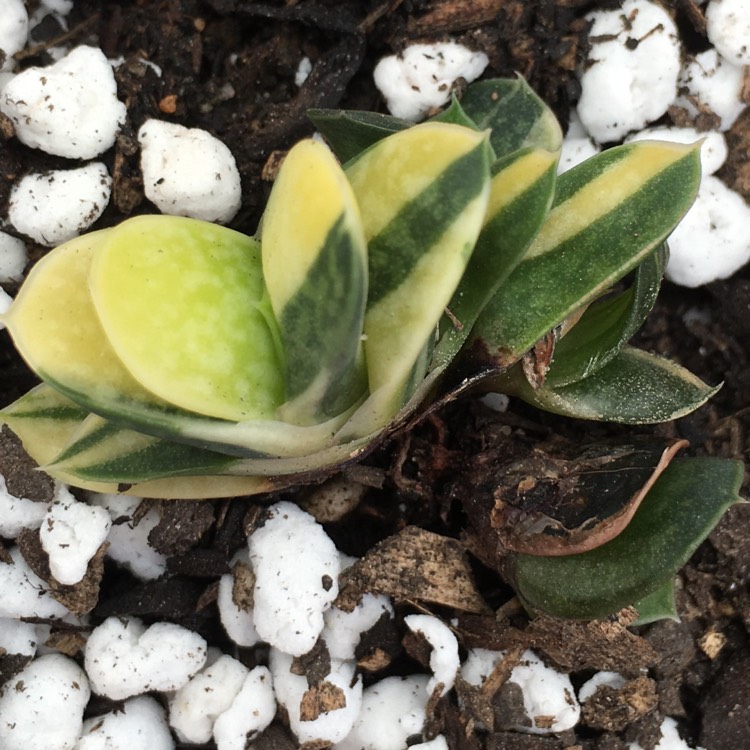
[261,139,369,425]
[468,140,702,369]
[345,121,492,429]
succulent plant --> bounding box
[1,77,742,619]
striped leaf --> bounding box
[50,413,239,483]
[470,141,701,367]
[345,122,491,424]
[1,383,89,466]
[458,76,563,157]
[511,457,743,619]
[491,346,719,424]
[261,139,368,424]
[432,146,559,369]
[543,243,667,387]
[0,385,275,499]
[90,215,284,421]
[0,222,360,459]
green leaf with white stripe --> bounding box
[470,141,701,367]
[458,76,563,157]
[345,122,492,427]
[432,146,559,369]
[491,346,719,424]
[261,139,368,425]
[511,457,743,619]
[543,243,668,387]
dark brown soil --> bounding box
[1,1,749,749]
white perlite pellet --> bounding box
[8,163,112,246]
[706,0,750,66]
[0,474,49,538]
[87,493,167,580]
[39,488,112,585]
[0,45,126,158]
[374,42,488,122]
[0,1,28,73]
[77,696,174,750]
[404,614,460,697]
[663,175,750,287]
[138,119,242,223]
[577,0,681,143]
[212,666,276,750]
[333,674,430,750]
[84,617,207,700]
[0,617,42,657]
[0,545,69,619]
[169,654,249,744]
[0,231,26,281]
[323,593,394,661]
[675,49,747,131]
[461,648,580,734]
[249,500,340,656]
[217,560,260,648]
[271,648,363,746]
[0,653,90,750]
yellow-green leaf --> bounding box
[261,139,368,424]
[346,122,491,422]
[90,215,284,421]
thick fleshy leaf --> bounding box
[261,139,368,424]
[543,244,668,387]
[0,383,89,466]
[510,457,744,619]
[90,215,283,421]
[458,76,563,157]
[469,141,701,368]
[632,580,679,625]
[0,219,364,459]
[432,147,558,369]
[492,346,719,424]
[51,413,239,482]
[0,385,275,499]
[0,229,177,420]
[307,108,409,163]
[345,122,491,423]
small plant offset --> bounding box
[1,78,742,620]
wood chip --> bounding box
[335,526,489,614]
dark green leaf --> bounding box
[544,244,668,387]
[459,77,562,157]
[307,109,409,163]
[493,346,720,424]
[632,580,679,625]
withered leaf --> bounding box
[335,526,489,614]
[462,438,687,557]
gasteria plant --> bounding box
[0,78,743,619]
